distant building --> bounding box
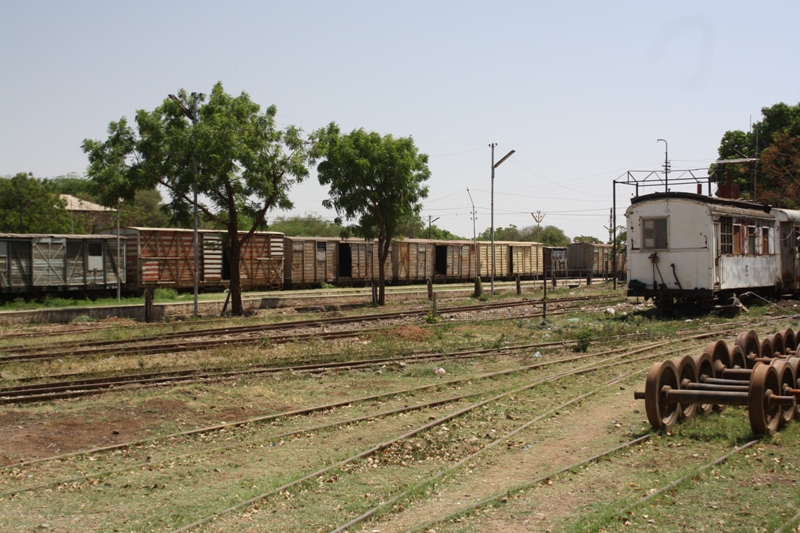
[60,194,115,233]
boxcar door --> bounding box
[315,241,327,283]
[32,238,66,287]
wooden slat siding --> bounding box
[202,233,223,282]
[106,239,125,285]
[10,241,32,290]
[65,240,87,286]
[32,238,66,287]
[303,241,314,283]
[532,243,544,276]
[326,241,337,283]
[238,232,283,288]
[393,242,408,281]
[314,241,326,283]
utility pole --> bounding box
[467,188,477,277]
[531,210,546,288]
[170,93,200,317]
[490,144,515,295]
[657,139,669,192]
[117,198,121,301]
[427,215,440,239]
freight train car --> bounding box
[102,227,284,292]
[0,233,124,297]
[625,192,800,309]
[567,243,615,278]
[283,236,339,288]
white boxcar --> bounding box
[626,192,779,309]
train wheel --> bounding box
[748,363,782,435]
[782,328,796,352]
[703,340,731,412]
[735,330,760,368]
[645,360,681,431]
[766,333,785,356]
[729,345,747,369]
[759,338,774,359]
[671,355,698,421]
[772,360,796,427]
[692,353,716,416]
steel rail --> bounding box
[0,294,613,357]
[0,302,598,363]
[7,328,702,471]
[1,337,715,503]
[169,342,684,532]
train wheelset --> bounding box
[634,328,800,436]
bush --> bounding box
[154,288,179,301]
[573,328,593,352]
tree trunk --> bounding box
[228,230,244,316]
[377,238,390,306]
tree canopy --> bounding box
[83,82,309,315]
[268,214,346,237]
[0,173,72,234]
[312,124,430,305]
[713,102,800,208]
[573,235,602,244]
[477,224,570,246]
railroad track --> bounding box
[2,312,795,403]
[0,295,616,363]
[4,324,793,532]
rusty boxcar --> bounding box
[283,236,339,288]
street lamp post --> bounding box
[490,144,515,296]
[657,139,669,192]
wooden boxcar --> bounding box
[567,243,614,277]
[508,241,544,279]
[105,227,284,292]
[0,233,124,296]
[104,227,223,292]
[336,238,392,284]
[477,241,510,279]
[392,238,435,283]
[392,239,476,283]
[235,231,284,289]
[283,236,339,288]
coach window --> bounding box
[733,224,742,255]
[747,226,757,255]
[720,217,733,254]
[642,218,667,249]
[762,227,770,254]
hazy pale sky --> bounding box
[2,1,798,241]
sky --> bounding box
[2,1,799,242]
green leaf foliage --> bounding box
[83,82,310,314]
[477,224,570,246]
[268,214,346,237]
[713,101,800,205]
[0,173,72,234]
[312,124,431,304]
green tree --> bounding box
[312,124,431,305]
[83,82,309,315]
[759,131,800,208]
[573,235,602,244]
[268,214,346,237]
[0,173,72,233]
[478,223,570,246]
[713,102,800,201]
[50,174,170,231]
